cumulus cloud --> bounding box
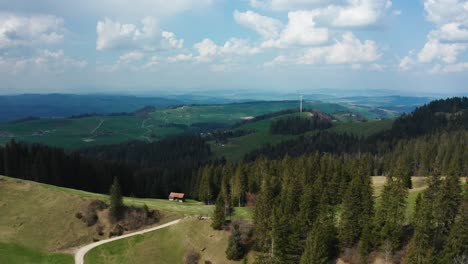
[233,10,283,39]
[249,0,393,28]
[330,0,392,27]
[96,17,159,51]
[399,56,414,71]
[162,31,184,49]
[261,10,328,48]
[118,51,144,62]
[193,38,218,62]
[431,62,468,73]
[193,38,261,62]
[0,49,86,74]
[266,32,380,66]
[0,13,65,49]
[423,0,468,25]
[250,0,337,11]
[429,23,468,42]
[296,32,380,64]
[167,53,193,63]
[418,39,466,64]
[400,0,468,73]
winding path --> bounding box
[90,119,105,134]
[74,219,182,264]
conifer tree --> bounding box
[374,175,407,251]
[253,177,275,251]
[300,207,337,264]
[339,159,374,248]
[109,176,124,220]
[212,194,226,230]
[394,156,412,189]
[226,224,245,260]
[442,183,467,263]
[406,193,435,264]
[231,165,246,207]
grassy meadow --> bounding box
[0,100,398,150]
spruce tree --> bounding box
[253,177,275,251]
[442,183,467,263]
[226,224,245,260]
[374,175,407,251]
[395,156,412,189]
[300,208,337,264]
[406,193,435,264]
[212,193,226,230]
[339,159,374,248]
[109,177,124,220]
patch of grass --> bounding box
[327,119,394,137]
[85,217,255,264]
[0,242,73,264]
[0,176,97,252]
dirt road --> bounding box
[74,219,181,264]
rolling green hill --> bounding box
[211,113,395,162]
[0,176,251,264]
[0,100,399,150]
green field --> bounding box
[0,101,399,149]
[211,115,394,162]
[328,118,394,137]
[0,243,72,264]
[0,176,252,263]
[85,217,256,264]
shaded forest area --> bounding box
[269,113,332,135]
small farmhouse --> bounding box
[168,192,185,202]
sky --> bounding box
[0,0,467,95]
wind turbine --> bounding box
[299,95,303,113]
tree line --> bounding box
[202,150,466,263]
[270,114,332,135]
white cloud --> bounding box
[264,55,290,67]
[0,13,64,49]
[118,51,144,62]
[193,38,261,62]
[417,39,466,64]
[401,0,468,73]
[250,0,335,11]
[423,0,468,25]
[399,56,414,71]
[233,10,283,39]
[167,53,193,63]
[220,38,261,55]
[297,32,380,65]
[331,0,391,27]
[261,10,328,48]
[96,17,159,51]
[0,49,86,74]
[429,23,468,41]
[249,0,393,27]
[431,62,468,73]
[193,38,218,62]
[162,31,184,49]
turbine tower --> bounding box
[300,95,303,113]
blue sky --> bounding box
[0,0,467,95]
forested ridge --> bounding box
[0,97,467,263]
[246,97,468,160]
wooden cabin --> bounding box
[168,192,185,202]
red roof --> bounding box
[169,192,185,199]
